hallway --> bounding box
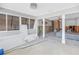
[6,32,79,55]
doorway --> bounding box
[45,16,62,39]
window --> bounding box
[30,19,35,29]
[8,15,19,31]
[21,17,29,29]
[0,13,35,31]
[0,14,6,31]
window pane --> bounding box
[0,14,6,31]
[21,17,29,29]
[30,19,35,29]
[8,15,19,31]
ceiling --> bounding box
[0,3,79,17]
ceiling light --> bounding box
[30,3,37,9]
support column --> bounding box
[29,18,30,29]
[19,17,21,31]
[35,19,38,37]
[43,18,45,38]
[62,15,65,44]
[33,18,38,37]
[6,13,8,31]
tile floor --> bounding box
[6,32,79,55]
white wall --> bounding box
[76,18,79,26]
[65,18,79,26]
[65,19,76,26]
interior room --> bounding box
[1,3,79,55]
[44,16,62,38]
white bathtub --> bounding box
[0,31,26,51]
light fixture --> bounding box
[30,3,37,9]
